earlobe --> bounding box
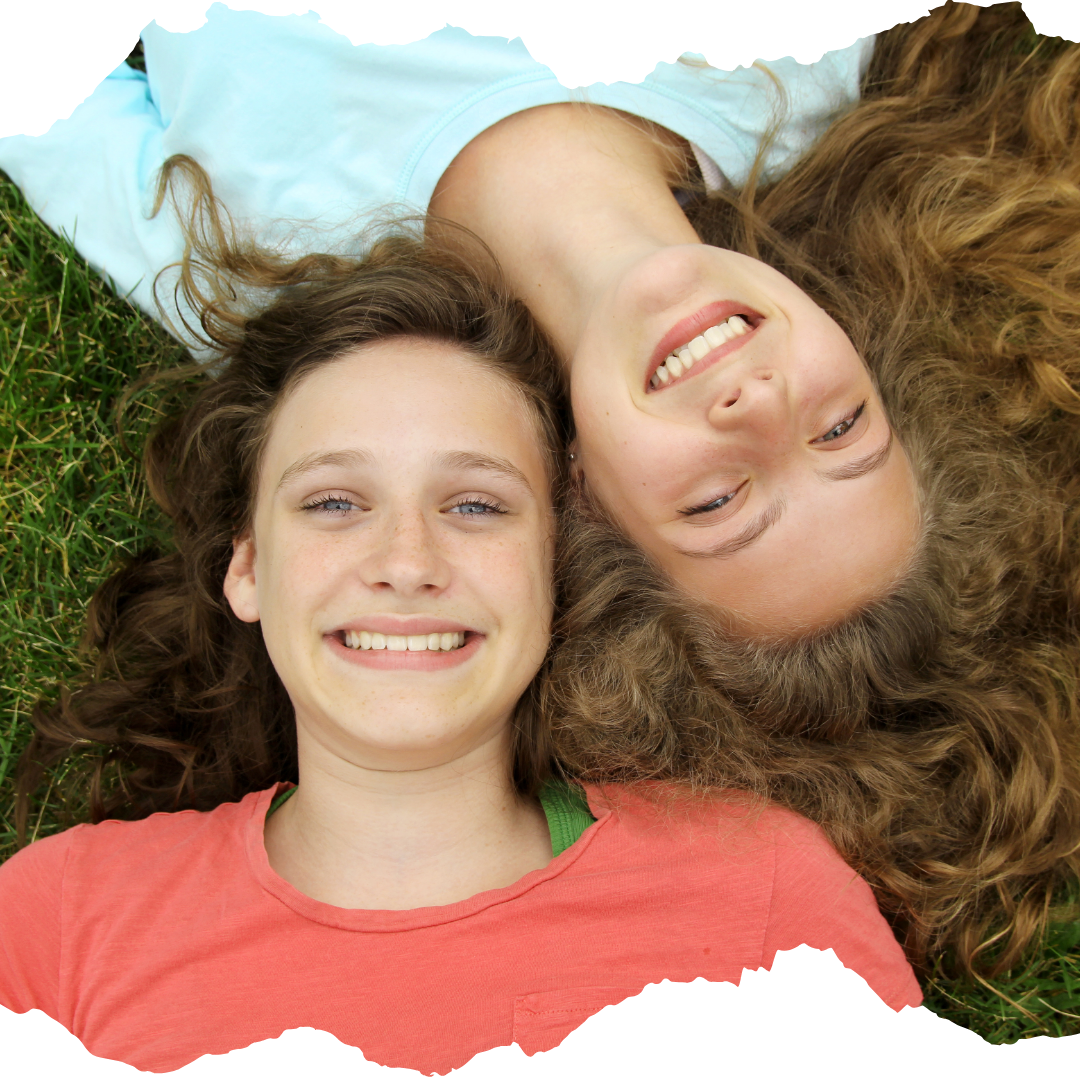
[223,533,260,624]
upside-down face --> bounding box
[569,244,920,636]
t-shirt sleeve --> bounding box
[0,62,183,329]
[760,813,923,1011]
[0,828,79,1019]
[677,36,876,193]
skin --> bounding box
[430,104,921,636]
[224,339,555,910]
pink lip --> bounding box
[326,630,482,671]
[332,616,474,636]
[646,301,763,393]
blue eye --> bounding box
[300,495,506,517]
[448,498,506,517]
[301,495,357,516]
[816,400,867,443]
[682,491,737,517]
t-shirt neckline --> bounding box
[243,783,611,932]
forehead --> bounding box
[262,338,546,478]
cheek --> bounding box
[577,414,723,525]
[799,322,869,395]
[256,530,346,627]
[572,399,651,495]
[475,536,554,639]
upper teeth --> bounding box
[650,315,751,389]
[344,631,467,652]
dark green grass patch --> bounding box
[921,916,1080,1042]
[0,169,184,852]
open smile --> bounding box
[646,302,763,393]
[327,629,483,670]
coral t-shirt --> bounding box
[0,784,921,1073]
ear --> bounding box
[223,533,261,624]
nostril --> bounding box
[724,389,741,408]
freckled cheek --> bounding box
[262,535,352,626]
[578,415,658,490]
[467,539,553,636]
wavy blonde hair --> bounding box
[544,2,1080,977]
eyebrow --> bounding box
[675,498,786,561]
[275,447,533,494]
[434,450,534,494]
[671,431,894,561]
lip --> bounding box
[326,629,483,670]
[646,301,763,393]
[332,616,475,636]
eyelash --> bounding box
[814,400,867,444]
[681,492,733,517]
[299,494,507,517]
[448,496,507,517]
[681,401,868,517]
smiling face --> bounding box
[223,338,554,773]
[570,245,921,636]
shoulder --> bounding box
[606,789,886,923]
[581,783,853,888]
[585,785,921,1009]
[0,824,83,896]
[0,827,87,1016]
[583,785,864,913]
[2,788,271,891]
[0,788,276,1015]
[585,782,832,853]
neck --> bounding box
[265,728,552,910]
[429,104,702,364]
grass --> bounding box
[921,918,1080,1041]
[2,166,1080,1045]
[0,168,183,853]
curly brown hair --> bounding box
[544,2,1080,977]
[14,177,567,836]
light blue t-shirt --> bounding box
[0,5,874,335]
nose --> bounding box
[359,508,451,597]
[705,364,792,441]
